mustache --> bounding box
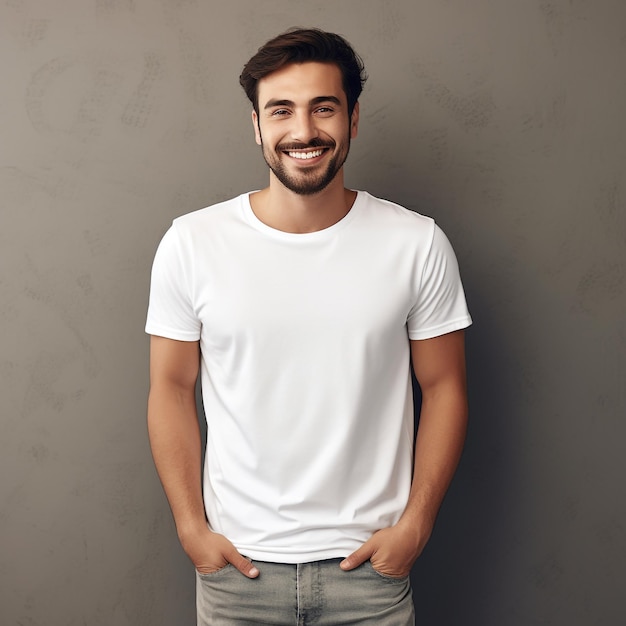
[276,138,335,151]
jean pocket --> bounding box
[196,563,235,580]
[366,561,409,583]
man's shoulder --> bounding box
[171,192,250,230]
[356,191,435,233]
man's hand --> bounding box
[179,525,259,578]
[339,522,431,578]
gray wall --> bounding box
[2,1,624,624]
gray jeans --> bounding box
[196,558,415,625]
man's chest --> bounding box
[191,241,415,349]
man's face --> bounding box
[252,62,359,195]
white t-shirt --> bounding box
[146,191,472,563]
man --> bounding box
[146,28,471,625]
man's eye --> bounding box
[315,107,334,115]
[271,109,289,116]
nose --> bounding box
[290,111,318,144]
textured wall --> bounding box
[1,1,625,625]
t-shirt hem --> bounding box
[408,316,472,341]
[234,546,355,564]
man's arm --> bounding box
[340,329,468,576]
[147,335,259,577]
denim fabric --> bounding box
[196,558,414,625]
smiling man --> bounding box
[253,62,354,199]
[146,28,472,625]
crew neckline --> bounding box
[242,191,362,242]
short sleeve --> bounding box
[145,224,201,341]
[407,224,472,340]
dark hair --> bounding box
[240,28,367,116]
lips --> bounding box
[286,148,326,160]
[277,140,334,162]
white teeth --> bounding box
[287,149,324,160]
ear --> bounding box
[350,102,360,139]
[252,110,262,145]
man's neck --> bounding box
[249,173,357,234]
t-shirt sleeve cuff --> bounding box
[144,323,200,342]
[407,316,472,341]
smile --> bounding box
[286,149,326,160]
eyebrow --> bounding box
[263,95,342,110]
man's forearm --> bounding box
[147,384,207,538]
[398,384,468,538]
[340,379,467,576]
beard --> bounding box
[260,134,351,196]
